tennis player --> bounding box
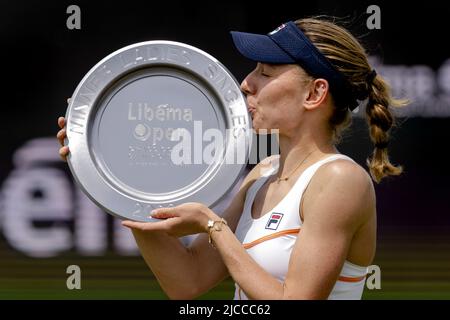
[57,17,405,299]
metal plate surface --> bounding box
[65,41,251,221]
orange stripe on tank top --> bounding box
[241,228,367,283]
[242,228,301,249]
[337,275,367,282]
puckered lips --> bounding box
[247,103,256,118]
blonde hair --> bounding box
[295,17,407,183]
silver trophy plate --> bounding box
[65,41,251,222]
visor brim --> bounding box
[230,31,295,64]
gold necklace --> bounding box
[275,148,318,183]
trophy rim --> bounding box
[65,40,252,221]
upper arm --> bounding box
[283,161,375,299]
[188,156,275,295]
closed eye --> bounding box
[260,67,271,77]
[259,63,277,77]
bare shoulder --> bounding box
[302,157,375,227]
[319,158,374,191]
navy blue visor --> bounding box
[230,21,358,111]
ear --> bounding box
[304,78,329,111]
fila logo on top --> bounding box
[265,213,284,230]
[268,23,286,35]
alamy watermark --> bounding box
[66,265,81,290]
[128,119,279,167]
[366,264,381,290]
[66,5,81,30]
[367,5,381,30]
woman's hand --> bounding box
[122,202,219,238]
[56,98,71,161]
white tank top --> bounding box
[234,153,368,300]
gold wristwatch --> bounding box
[207,218,227,248]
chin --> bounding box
[251,118,277,134]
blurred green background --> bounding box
[2,226,449,300]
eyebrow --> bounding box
[264,63,288,74]
[260,62,277,68]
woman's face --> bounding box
[241,63,312,134]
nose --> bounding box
[240,71,256,96]
[240,78,251,96]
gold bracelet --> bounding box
[207,218,227,248]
